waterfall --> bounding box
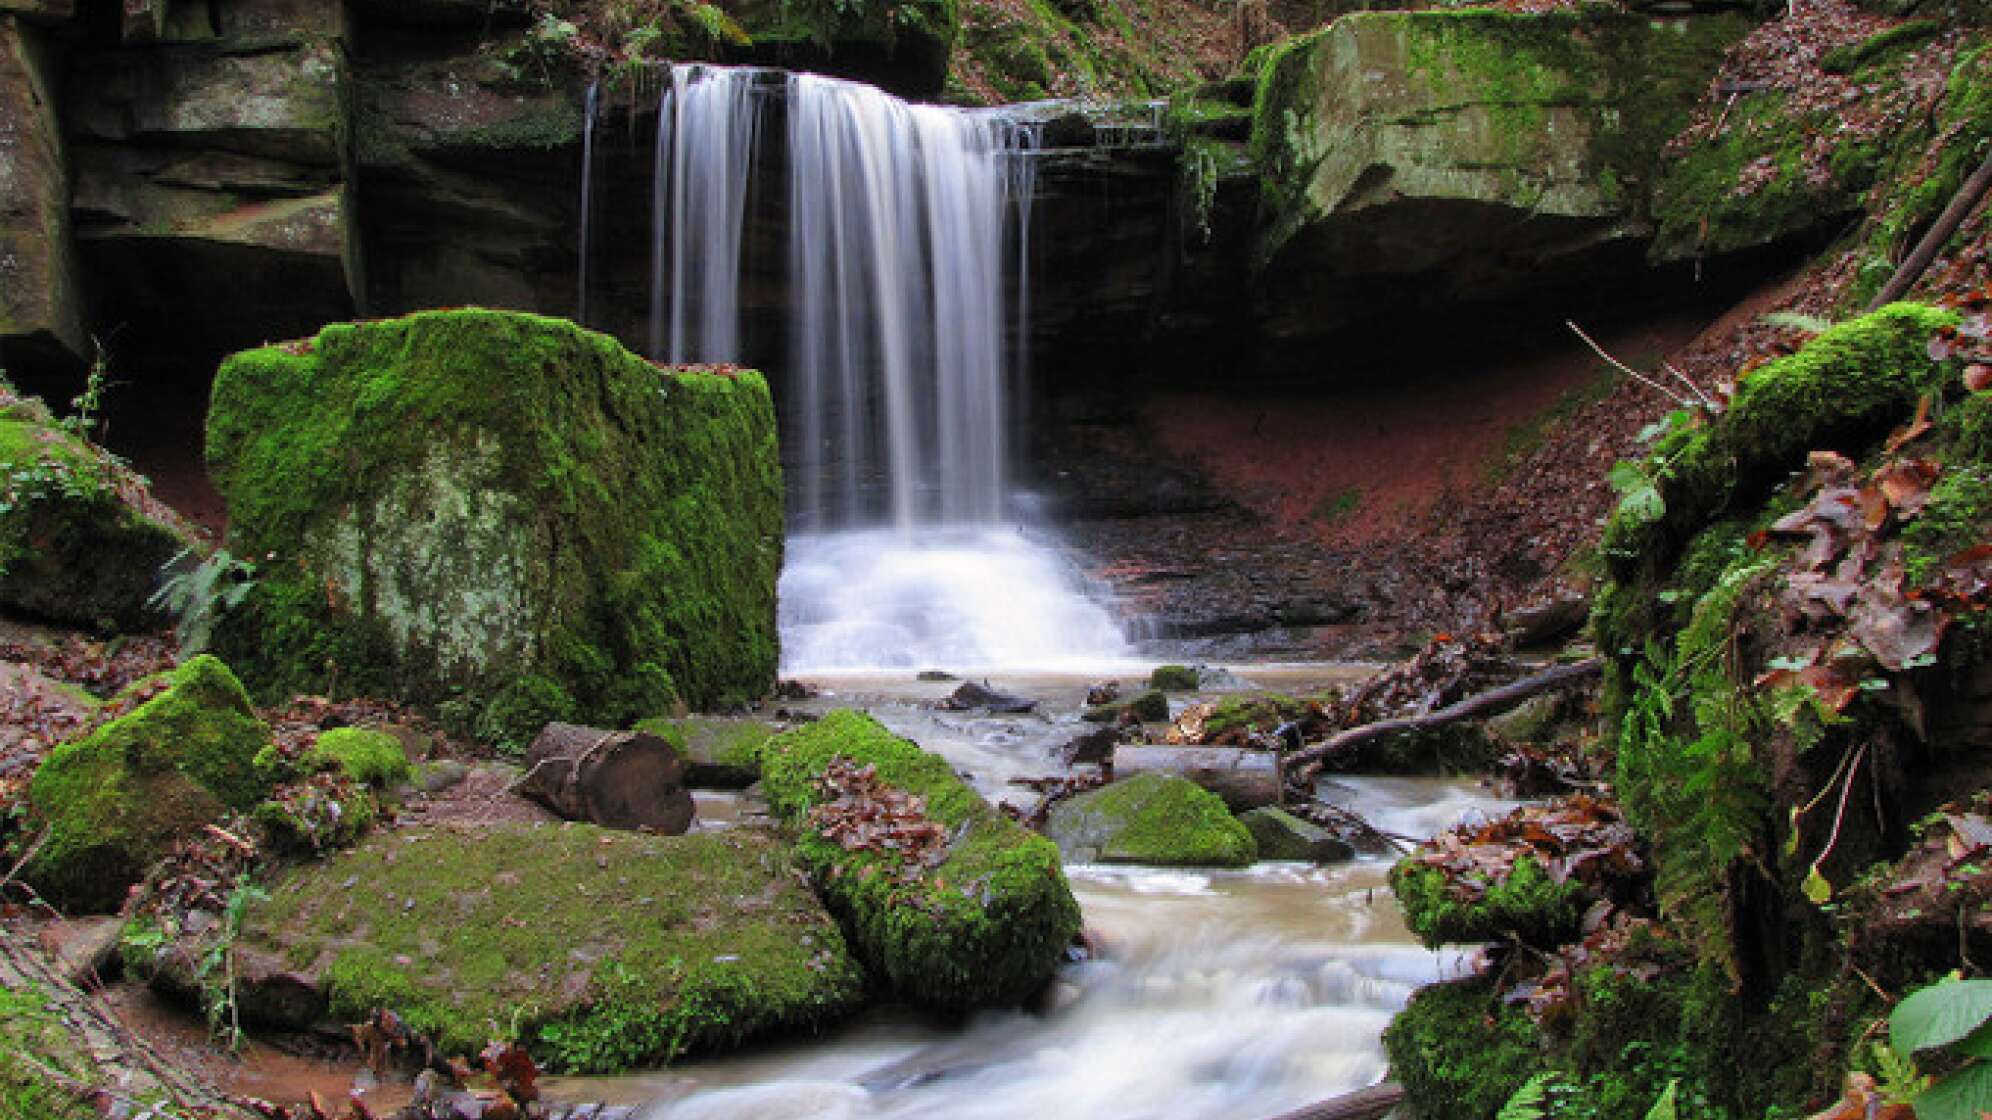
[788,74,1023,529]
[576,81,598,324]
[628,66,1129,671]
[647,65,768,363]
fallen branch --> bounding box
[1288,659,1602,780]
[1261,1081,1403,1120]
[1867,146,1992,311]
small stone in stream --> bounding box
[421,759,469,793]
[1085,681,1121,706]
[916,670,957,681]
[1238,807,1355,863]
[1148,664,1199,691]
[1060,726,1120,765]
[937,680,1038,713]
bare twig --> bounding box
[1567,322,1701,410]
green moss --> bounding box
[0,414,190,632]
[0,983,101,1120]
[253,782,379,855]
[1147,664,1198,691]
[206,310,783,750]
[1390,854,1589,949]
[1384,977,1540,1120]
[1044,771,1257,867]
[242,824,863,1071]
[758,710,1082,1008]
[1903,463,1992,584]
[26,656,273,912]
[633,715,770,786]
[1203,691,1302,738]
[304,727,412,788]
[1599,303,1958,585]
[1821,20,1941,75]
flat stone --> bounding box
[1238,806,1354,864]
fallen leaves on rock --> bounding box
[1408,795,1645,905]
[808,759,949,876]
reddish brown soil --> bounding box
[1148,312,1716,549]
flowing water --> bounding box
[544,669,1516,1120]
[605,66,1131,670]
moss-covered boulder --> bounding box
[0,399,195,632]
[303,727,413,788]
[1043,771,1257,867]
[1238,806,1352,863]
[1384,977,1539,1120]
[1147,663,1199,691]
[205,309,784,749]
[239,823,864,1071]
[1250,9,1747,343]
[1390,855,1590,948]
[633,715,773,788]
[26,656,272,912]
[759,710,1081,1009]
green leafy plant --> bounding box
[149,548,257,657]
[60,339,116,443]
[1890,976,1992,1120]
[1497,1073,1552,1120]
[197,881,271,1051]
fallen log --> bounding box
[1287,658,1602,780]
[516,722,694,834]
[1111,745,1282,810]
[1868,146,1992,311]
[1262,1081,1403,1120]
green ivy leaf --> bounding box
[1802,866,1832,905]
[1644,1079,1680,1120]
[1893,978,1992,1056]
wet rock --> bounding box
[1058,725,1120,766]
[1504,594,1591,648]
[1085,680,1121,706]
[938,680,1039,713]
[1148,664,1199,691]
[41,915,122,988]
[1238,807,1354,863]
[916,669,957,681]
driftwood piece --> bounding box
[1288,658,1602,779]
[1111,746,1282,810]
[1261,1082,1404,1120]
[1868,147,1992,311]
[517,722,694,834]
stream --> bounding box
[551,668,1517,1120]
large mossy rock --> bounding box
[26,656,272,912]
[759,710,1081,1009]
[239,824,865,1072]
[1250,9,1748,344]
[1044,770,1257,867]
[205,309,784,748]
[0,398,195,631]
[0,14,85,370]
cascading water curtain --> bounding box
[786,73,1032,531]
[576,81,599,325]
[649,64,767,364]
